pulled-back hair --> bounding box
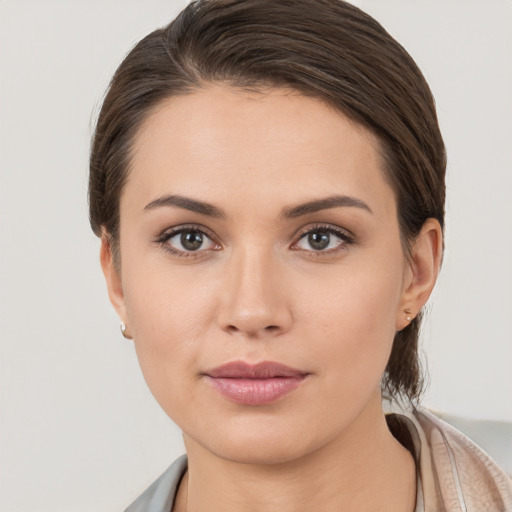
[89,0,446,401]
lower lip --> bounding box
[206,376,306,405]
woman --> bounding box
[89,0,512,510]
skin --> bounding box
[101,85,443,512]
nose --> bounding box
[217,247,293,339]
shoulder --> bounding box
[389,405,512,512]
[124,454,188,512]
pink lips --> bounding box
[204,361,309,405]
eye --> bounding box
[292,226,353,253]
[158,226,219,256]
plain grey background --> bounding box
[1,1,511,510]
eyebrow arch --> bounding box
[282,195,372,218]
[143,194,226,218]
[143,193,371,219]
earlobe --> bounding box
[397,218,443,330]
[100,234,128,322]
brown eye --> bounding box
[180,231,204,251]
[165,229,217,253]
[307,231,331,250]
[293,226,351,253]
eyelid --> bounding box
[156,223,216,241]
[290,223,355,252]
[293,223,354,241]
[155,223,221,256]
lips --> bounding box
[204,361,309,405]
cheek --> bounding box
[300,258,403,394]
[121,264,217,413]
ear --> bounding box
[100,234,128,326]
[396,218,443,331]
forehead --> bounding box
[126,85,395,217]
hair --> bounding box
[89,0,446,401]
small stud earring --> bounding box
[404,308,412,322]
[120,322,132,339]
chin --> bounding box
[184,414,332,466]
[211,437,314,466]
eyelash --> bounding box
[155,224,220,258]
[155,223,355,258]
[292,223,355,255]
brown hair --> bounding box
[89,0,446,401]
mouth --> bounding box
[203,361,310,405]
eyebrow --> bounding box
[143,193,372,219]
[281,195,372,218]
[144,195,226,218]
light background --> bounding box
[0,1,510,510]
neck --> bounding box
[174,395,416,512]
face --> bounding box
[104,85,425,465]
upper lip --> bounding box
[205,361,308,379]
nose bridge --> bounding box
[218,243,291,338]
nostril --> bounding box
[224,324,280,337]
